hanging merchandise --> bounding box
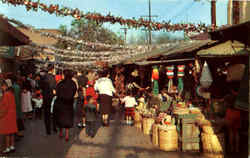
[166,65,174,93]
[177,65,185,94]
[152,66,159,96]
[200,61,213,88]
[194,59,201,74]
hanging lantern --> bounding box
[177,65,185,94]
[151,66,159,96]
[200,61,213,88]
[166,65,174,93]
[152,66,159,80]
[166,65,174,79]
[177,65,185,77]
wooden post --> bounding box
[211,0,216,30]
[233,0,240,24]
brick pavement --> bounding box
[0,112,247,158]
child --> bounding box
[21,87,33,119]
[32,89,43,120]
[121,92,137,125]
[84,96,98,138]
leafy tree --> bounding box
[55,18,124,50]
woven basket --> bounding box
[134,111,142,122]
[159,127,178,151]
[202,125,214,134]
[134,121,142,131]
[201,133,225,154]
[142,118,155,135]
[152,124,159,146]
[203,153,224,158]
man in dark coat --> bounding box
[40,65,57,135]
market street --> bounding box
[0,111,248,158]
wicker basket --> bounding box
[134,121,142,131]
[152,124,159,146]
[134,111,142,122]
[159,126,178,151]
[142,118,155,135]
[203,153,224,158]
[202,125,214,134]
[201,133,225,154]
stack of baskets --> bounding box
[134,111,142,130]
[158,125,178,151]
[152,124,159,146]
[142,117,155,135]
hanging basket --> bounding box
[200,61,213,88]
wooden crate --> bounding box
[182,142,200,152]
[182,118,196,124]
[179,137,200,152]
[181,123,200,138]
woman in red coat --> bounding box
[0,80,18,154]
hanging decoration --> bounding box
[177,65,185,95]
[200,61,213,88]
[152,66,159,96]
[1,0,213,33]
[166,65,174,93]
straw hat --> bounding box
[131,69,139,77]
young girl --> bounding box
[21,87,33,119]
[32,89,43,120]
[121,91,137,125]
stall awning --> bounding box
[120,40,213,65]
[209,21,250,46]
[197,40,249,57]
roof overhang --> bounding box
[209,21,250,46]
[0,16,30,46]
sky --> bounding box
[0,0,228,41]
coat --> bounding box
[54,79,77,128]
[0,90,18,134]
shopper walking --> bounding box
[94,70,116,126]
[40,64,57,135]
[53,69,77,142]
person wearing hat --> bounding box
[0,80,18,154]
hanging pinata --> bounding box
[200,61,213,88]
[177,65,185,94]
[166,65,174,93]
[152,66,159,96]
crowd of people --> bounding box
[0,64,150,154]
[0,63,244,155]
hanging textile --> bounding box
[177,65,185,94]
[200,61,213,88]
[166,65,174,93]
[152,66,159,96]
